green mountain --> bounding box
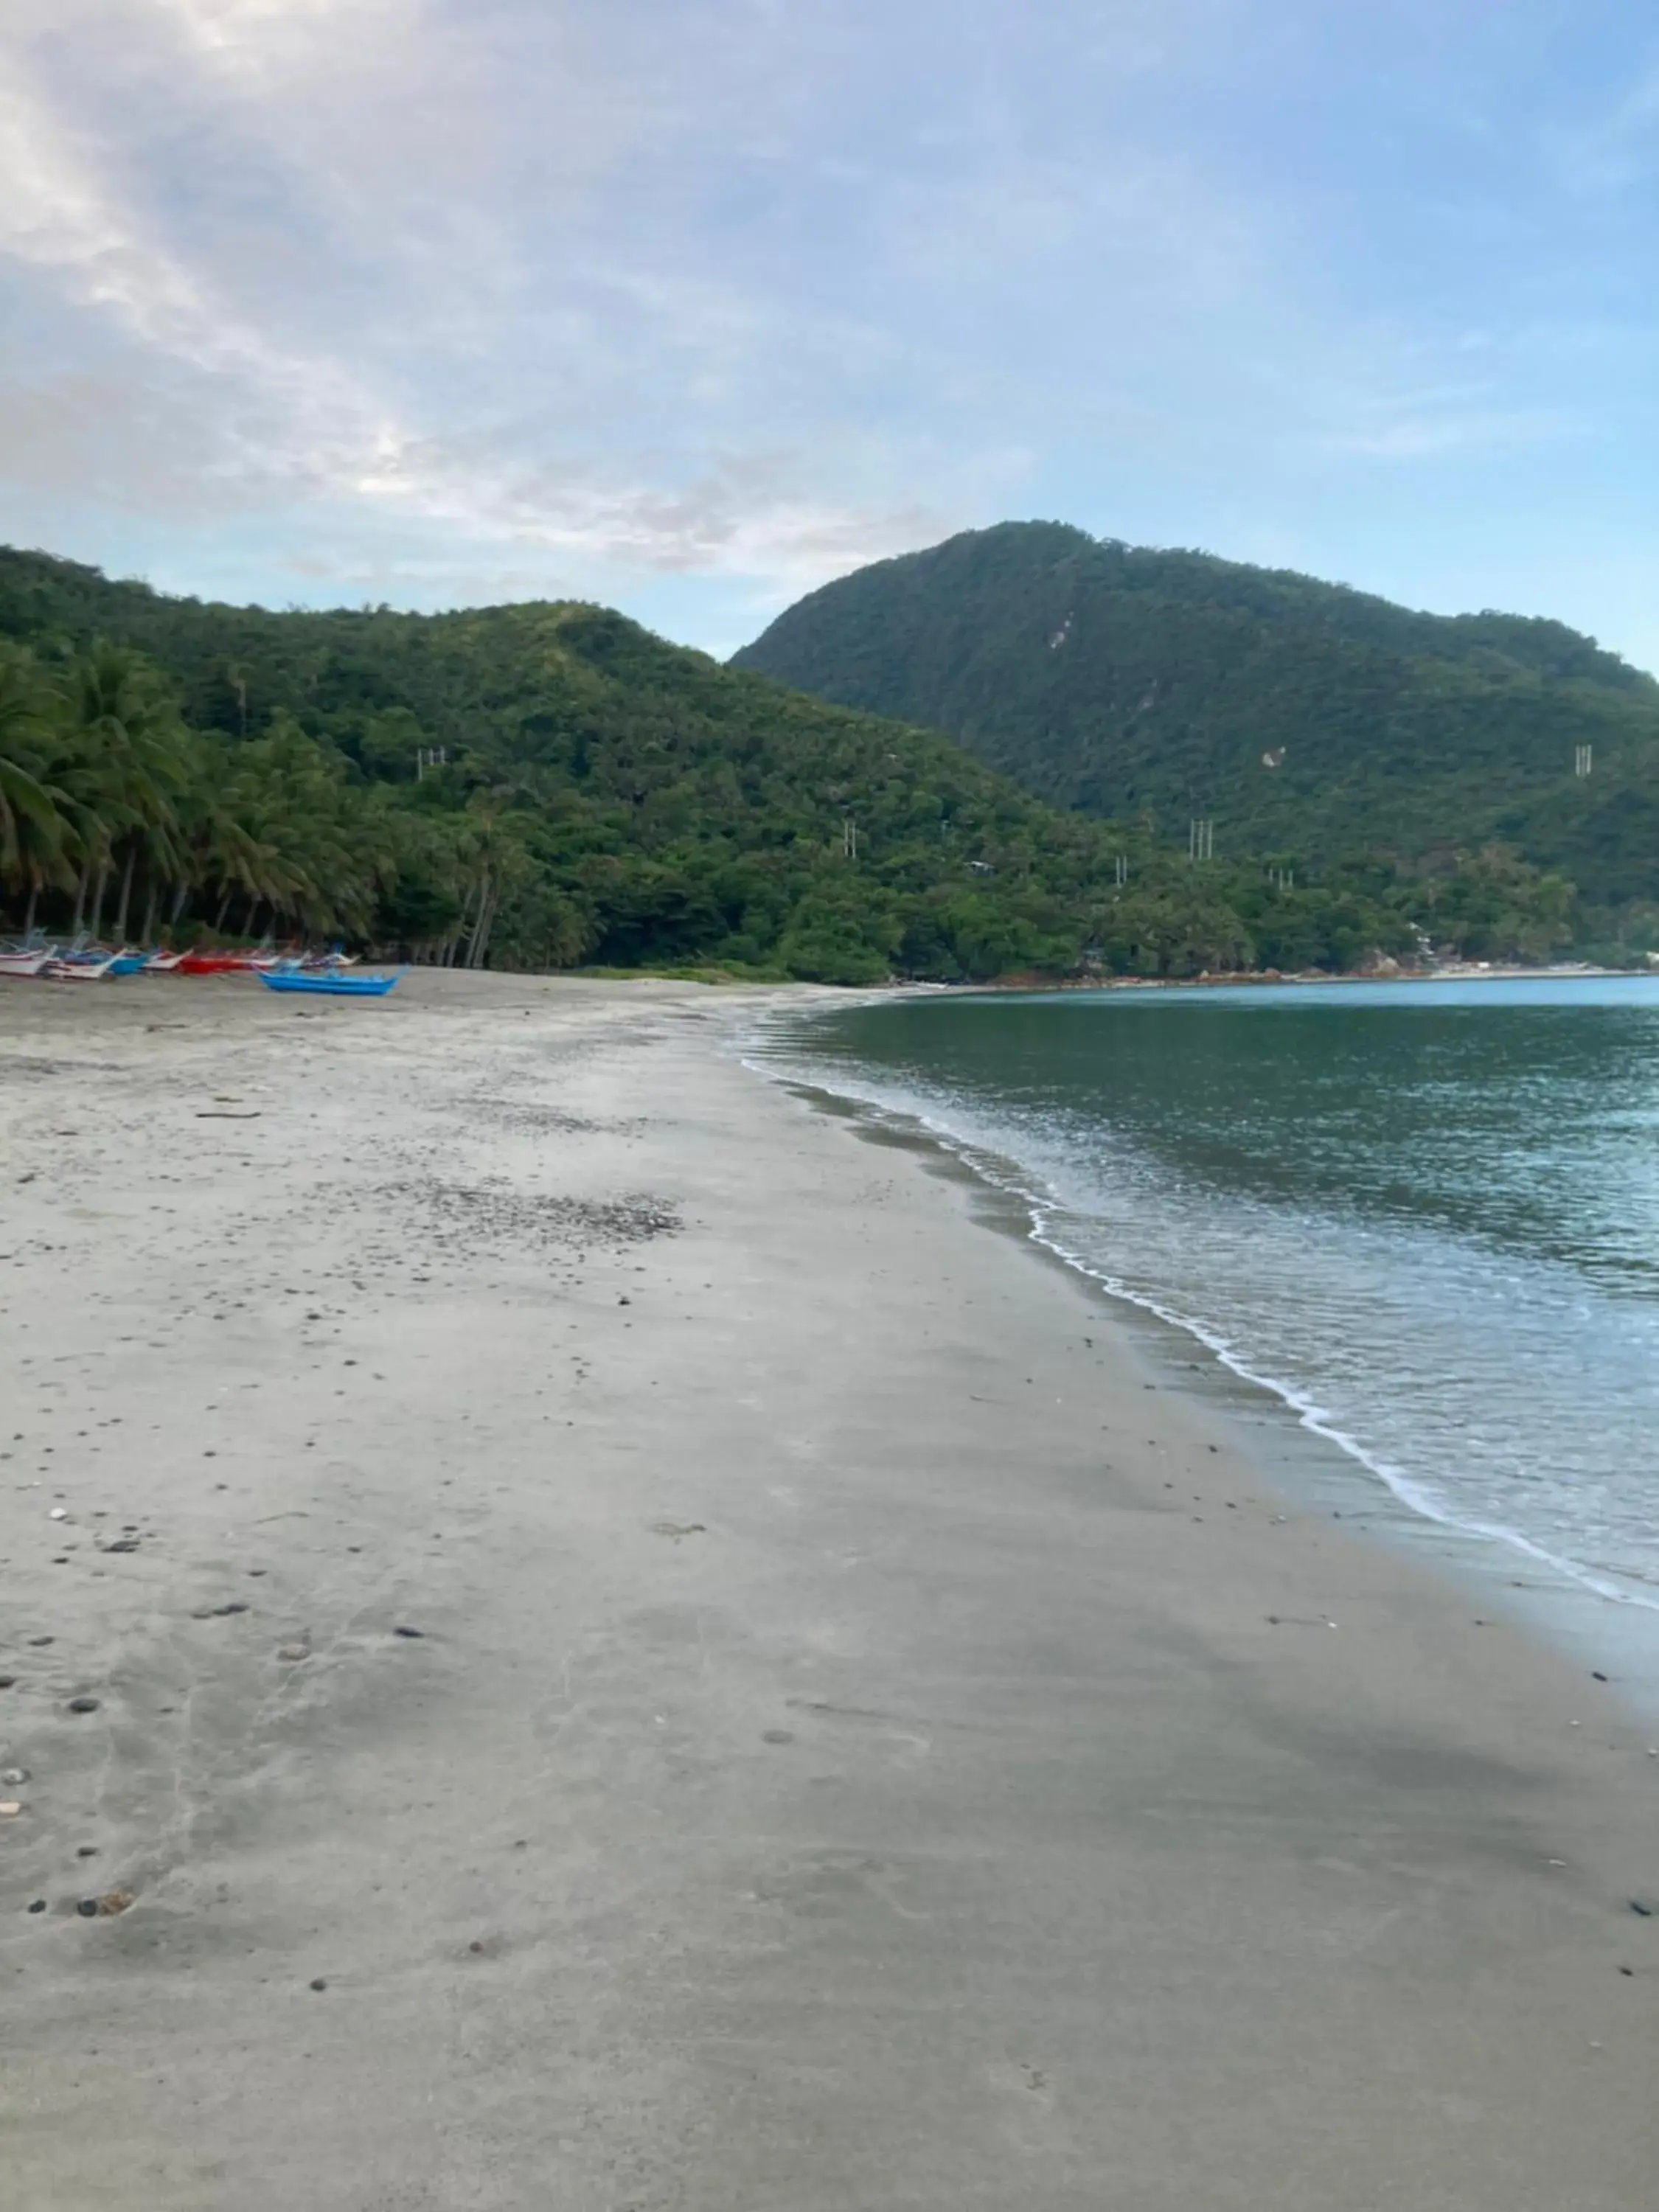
[731,523,1659,914]
[0,544,1143,983]
[0,545,1607,981]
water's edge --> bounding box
[738,1009,1659,1705]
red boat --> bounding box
[175,951,258,975]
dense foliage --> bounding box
[733,523,1659,939]
[0,544,1599,981]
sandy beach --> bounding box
[2,968,1656,2211]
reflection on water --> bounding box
[754,979,1659,1607]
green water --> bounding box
[757,978,1659,1607]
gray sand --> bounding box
[1,970,1656,2210]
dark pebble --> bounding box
[392,1625,424,1639]
[1631,1899,1654,1917]
[27,1899,45,1914]
[67,1697,100,1714]
[76,1899,99,1918]
[28,1636,53,1648]
[309,1978,327,1992]
[1593,1671,1609,1683]
[0,1677,15,1691]
[77,1846,97,1858]
[215,1603,250,1616]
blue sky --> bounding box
[2,0,1655,665]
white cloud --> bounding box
[0,0,1652,664]
[0,0,1116,588]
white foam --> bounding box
[742,1013,1659,1618]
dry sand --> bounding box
[1,967,1656,2211]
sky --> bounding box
[1,0,1656,666]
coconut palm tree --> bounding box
[58,643,189,939]
[0,645,76,931]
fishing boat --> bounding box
[175,950,257,976]
[46,954,117,980]
[257,968,401,998]
[107,952,149,975]
[0,948,52,978]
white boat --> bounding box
[45,955,116,981]
[0,949,52,978]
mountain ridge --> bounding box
[731,523,1659,915]
[0,543,1183,981]
[0,542,1607,979]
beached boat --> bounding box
[46,955,117,980]
[107,952,149,975]
[257,968,401,998]
[0,948,52,978]
[175,950,257,976]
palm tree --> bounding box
[0,646,76,931]
[63,643,188,941]
[451,794,534,968]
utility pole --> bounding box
[1113,854,1128,888]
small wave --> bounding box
[742,1014,1659,1618]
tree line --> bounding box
[0,637,519,964]
[0,546,1601,981]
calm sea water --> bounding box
[751,979,1659,1610]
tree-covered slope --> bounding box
[0,544,1608,980]
[731,524,1659,908]
[0,546,1132,981]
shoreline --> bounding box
[4,971,1658,2208]
[746,1034,1659,1666]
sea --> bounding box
[749,977,1659,1653]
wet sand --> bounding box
[1,968,1656,2211]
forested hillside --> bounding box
[0,546,1599,981]
[733,524,1659,920]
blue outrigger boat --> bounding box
[259,968,402,998]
